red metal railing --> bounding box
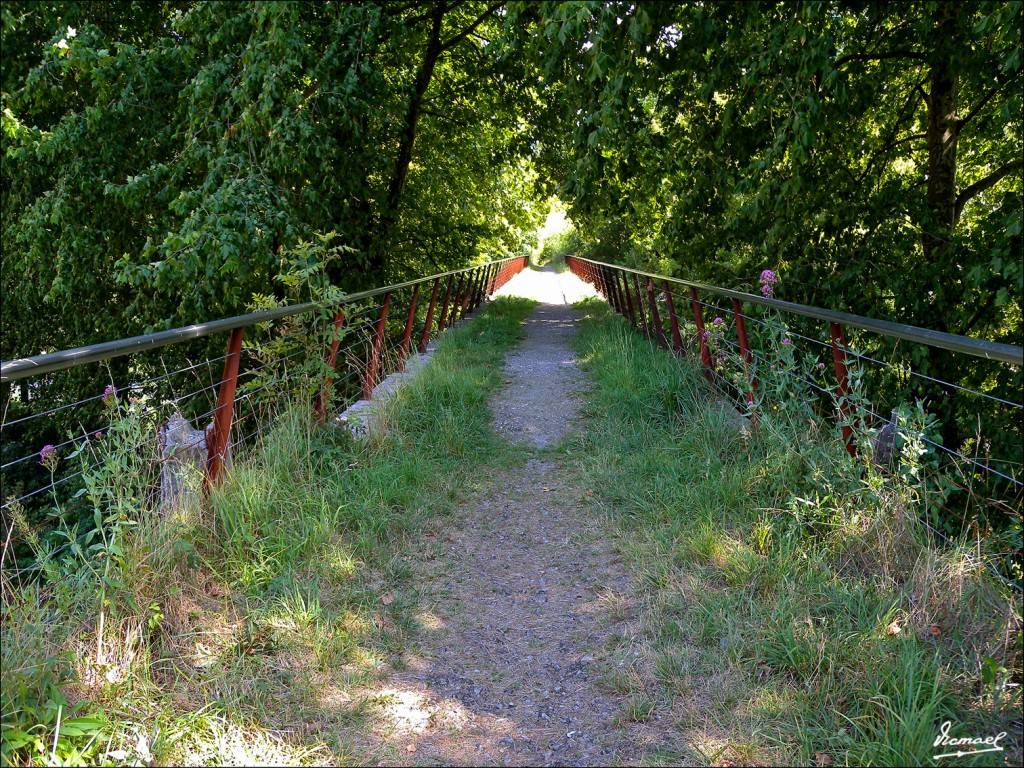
[568,254,1023,590]
[1,256,527,564]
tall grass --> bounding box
[568,298,1022,767]
[1,297,535,766]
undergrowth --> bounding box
[1,296,536,766]
[568,298,1022,767]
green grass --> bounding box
[5,293,1020,766]
[566,298,1022,767]
[1,296,536,767]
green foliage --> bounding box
[1,1,543,473]
[535,226,582,268]
[569,298,1021,766]
[1,296,536,765]
[509,0,1023,456]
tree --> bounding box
[509,0,1022,451]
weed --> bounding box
[1,297,535,766]
[569,298,1022,766]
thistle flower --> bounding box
[102,384,117,405]
[759,268,779,298]
[39,444,58,469]
[782,337,792,346]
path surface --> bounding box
[358,267,669,766]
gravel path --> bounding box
[359,268,670,766]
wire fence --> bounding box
[0,257,527,577]
[567,256,1023,592]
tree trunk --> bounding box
[919,5,965,450]
[368,1,447,278]
[922,4,959,284]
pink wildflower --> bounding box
[39,444,58,469]
[782,337,792,346]
[759,269,779,298]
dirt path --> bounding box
[357,269,669,766]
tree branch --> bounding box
[956,85,1000,131]
[954,159,1024,223]
[835,49,928,67]
[439,2,502,53]
[915,82,930,109]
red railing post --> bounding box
[471,266,485,309]
[448,274,466,327]
[731,298,756,408]
[606,269,616,308]
[397,284,420,372]
[205,326,244,490]
[459,269,475,320]
[362,292,391,399]
[621,272,637,326]
[663,281,684,354]
[690,287,713,380]
[314,305,347,423]
[418,278,441,354]
[632,274,650,337]
[437,275,454,332]
[830,322,857,456]
[647,278,668,349]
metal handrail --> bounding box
[1,259,515,383]
[570,256,1023,366]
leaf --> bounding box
[814,752,834,766]
[929,624,942,637]
[1,729,34,750]
[57,715,106,737]
[381,593,394,606]
[886,620,902,636]
[406,743,417,753]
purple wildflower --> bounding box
[702,330,711,339]
[713,317,724,326]
[39,444,58,469]
[759,268,779,298]
[747,400,755,408]
[782,337,792,346]
[102,384,117,405]
[817,362,826,370]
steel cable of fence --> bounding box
[707,328,1023,591]
[0,353,231,432]
[735,312,1024,411]
[1,257,527,575]
[572,257,1022,583]
[568,256,1022,365]
[711,332,1024,489]
[653,280,1024,481]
